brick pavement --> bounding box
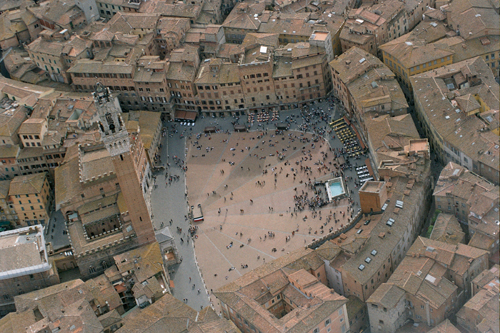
[186,130,354,311]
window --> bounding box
[313,329,319,333]
[325,319,331,326]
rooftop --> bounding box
[12,279,105,333]
[341,176,427,286]
[359,181,385,194]
[17,117,45,135]
[380,23,454,69]
[428,319,462,333]
[365,114,421,166]
[8,172,47,196]
[0,225,51,280]
[446,0,500,40]
[215,248,347,333]
[116,293,239,333]
[429,213,465,245]
[410,57,499,173]
[114,242,163,284]
[457,288,499,333]
[122,111,161,151]
[78,144,115,184]
[369,236,488,311]
[329,47,408,112]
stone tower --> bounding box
[93,83,155,245]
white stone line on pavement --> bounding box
[200,155,322,213]
[190,239,213,310]
[196,134,231,199]
[201,180,352,217]
[199,232,244,276]
[211,229,278,260]
[204,219,321,240]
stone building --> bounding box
[28,0,88,32]
[215,249,350,333]
[329,47,408,139]
[9,172,52,226]
[0,279,122,332]
[379,20,454,92]
[0,225,60,316]
[340,0,409,56]
[0,180,18,226]
[222,2,266,44]
[116,292,240,332]
[0,101,27,147]
[155,17,191,59]
[339,176,430,303]
[433,162,499,261]
[26,30,92,84]
[456,286,498,333]
[0,9,39,50]
[122,111,162,168]
[166,45,200,118]
[429,213,465,245]
[411,57,499,184]
[191,40,332,118]
[363,114,422,171]
[96,0,144,20]
[367,237,489,332]
[17,117,48,148]
[55,85,155,279]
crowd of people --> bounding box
[156,97,375,313]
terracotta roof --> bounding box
[86,274,123,312]
[195,59,240,85]
[428,319,461,333]
[18,117,45,135]
[116,293,198,333]
[380,25,454,69]
[14,279,105,333]
[447,0,500,40]
[145,2,202,19]
[215,248,348,333]
[222,2,266,30]
[28,0,84,29]
[429,213,465,245]
[0,103,27,138]
[114,242,164,284]
[8,172,47,195]
[411,57,499,173]
[456,288,499,333]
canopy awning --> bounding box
[175,110,186,119]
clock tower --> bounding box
[93,83,155,245]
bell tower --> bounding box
[93,83,155,245]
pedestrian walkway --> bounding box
[150,97,370,313]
